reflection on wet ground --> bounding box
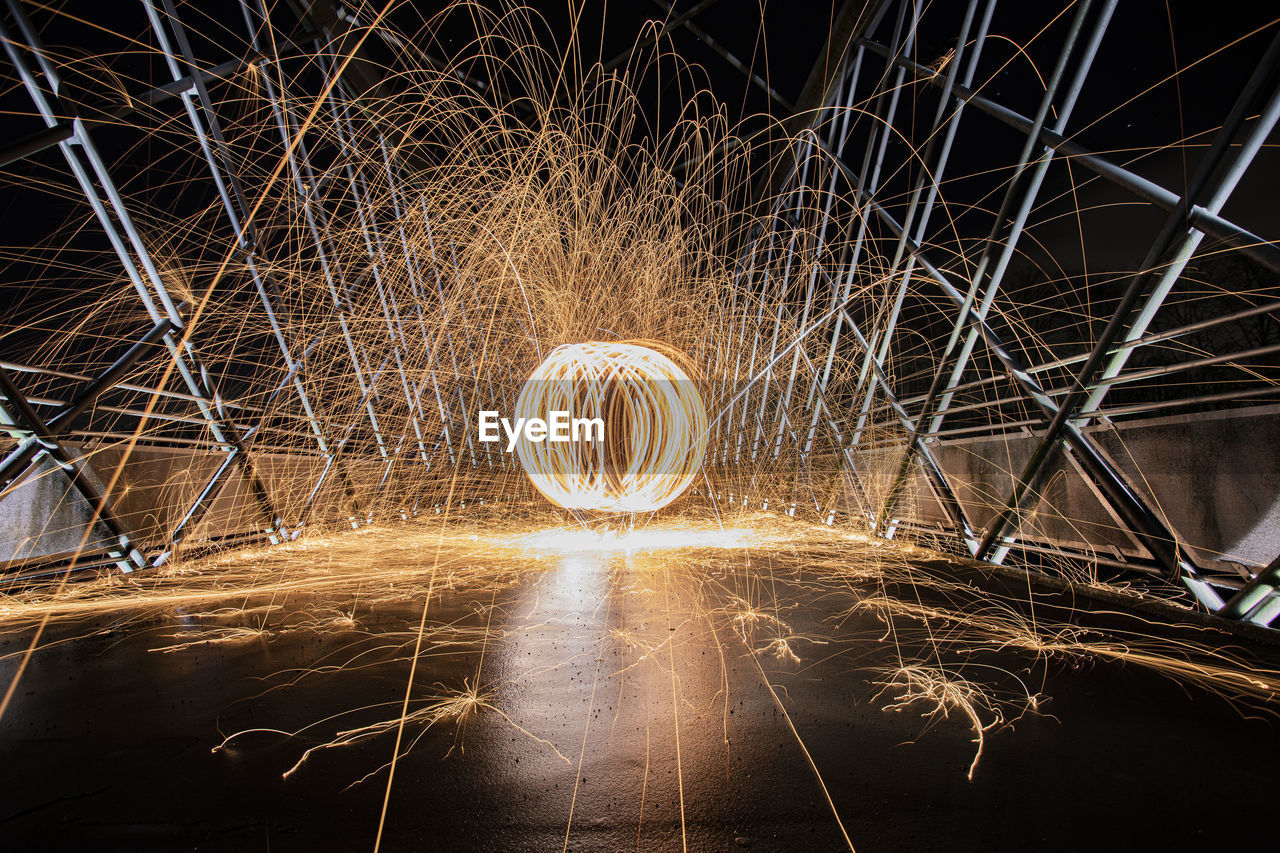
[1,514,1278,851]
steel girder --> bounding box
[748,0,1280,623]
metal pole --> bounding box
[0,309,182,494]
[0,366,148,571]
[4,3,289,544]
[880,0,1109,521]
[974,26,1280,574]
[850,186,1223,609]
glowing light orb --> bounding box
[514,341,707,512]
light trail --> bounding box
[0,2,1276,849]
[662,562,690,853]
[514,340,708,513]
[2,510,1279,848]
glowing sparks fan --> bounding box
[514,342,707,512]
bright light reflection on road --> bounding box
[508,524,759,553]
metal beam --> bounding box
[749,0,884,218]
[0,308,183,497]
[974,26,1280,570]
[811,135,1226,608]
[1219,554,1280,625]
[0,365,147,572]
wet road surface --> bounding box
[2,521,1277,851]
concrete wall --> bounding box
[854,404,1280,573]
[0,441,382,567]
[3,405,1278,573]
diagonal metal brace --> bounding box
[0,365,147,572]
[0,307,184,497]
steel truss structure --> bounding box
[0,0,1277,629]
[738,0,1280,625]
